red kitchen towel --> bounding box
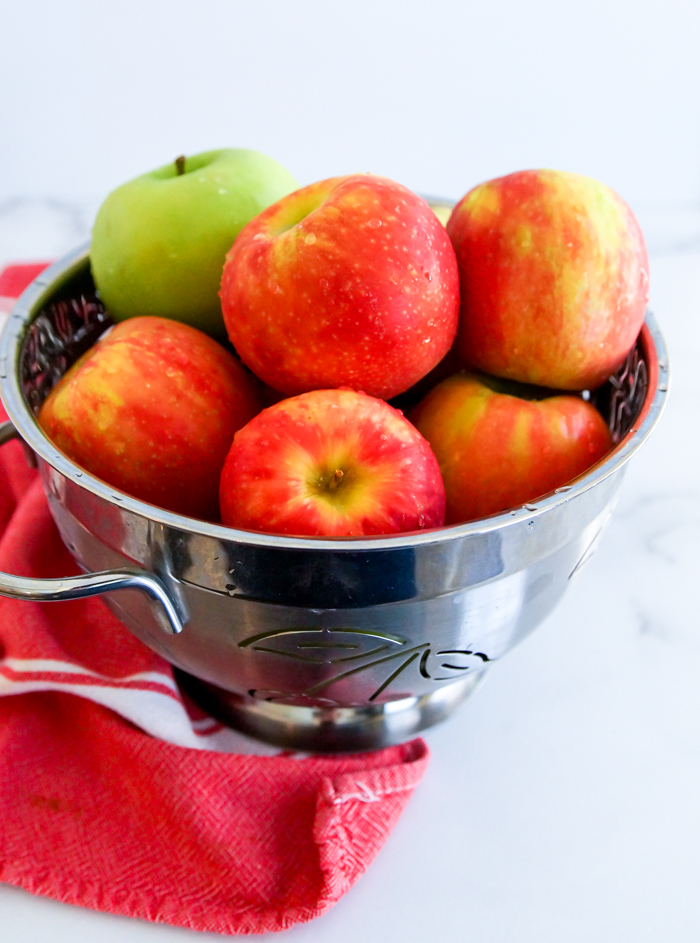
[0,264,430,935]
[0,261,54,302]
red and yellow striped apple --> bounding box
[410,373,612,524]
[220,174,460,400]
[447,169,649,391]
[39,317,263,520]
[219,388,446,536]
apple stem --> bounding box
[328,469,344,492]
[175,155,186,176]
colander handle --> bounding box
[0,419,185,635]
[0,420,20,447]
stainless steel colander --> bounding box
[0,243,669,751]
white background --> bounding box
[2,2,700,941]
[2,0,700,262]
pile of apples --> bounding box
[38,149,649,537]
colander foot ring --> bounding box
[174,670,485,753]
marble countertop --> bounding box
[1,200,699,942]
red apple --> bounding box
[390,342,462,414]
[447,169,649,390]
[39,317,263,519]
[219,388,446,536]
[410,373,612,524]
[220,174,460,400]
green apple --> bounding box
[90,148,299,337]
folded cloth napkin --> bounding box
[0,262,53,313]
[0,264,429,936]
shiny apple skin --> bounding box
[220,174,460,400]
[410,373,613,524]
[91,148,299,338]
[219,389,446,537]
[447,169,649,391]
[39,317,263,520]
